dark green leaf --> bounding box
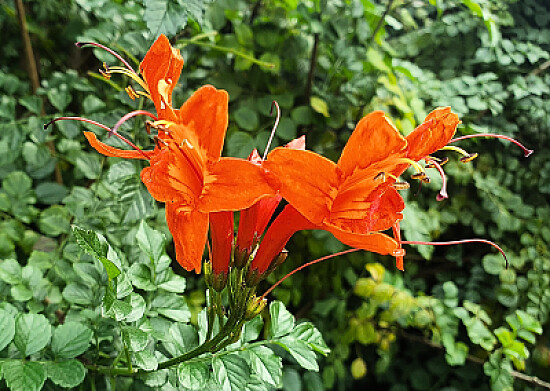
[72,227,121,279]
[35,182,68,204]
[38,205,71,236]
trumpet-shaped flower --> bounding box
[80,36,276,273]
[263,108,461,270]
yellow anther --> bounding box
[392,181,410,190]
[425,156,449,168]
[459,153,479,163]
[374,172,386,181]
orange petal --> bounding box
[165,205,208,273]
[198,157,277,212]
[337,111,407,178]
[406,107,461,161]
[140,144,201,209]
[176,85,229,162]
[264,148,339,225]
[209,211,234,275]
[84,131,151,160]
[139,34,184,120]
[325,222,400,256]
[330,184,405,233]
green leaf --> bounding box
[2,360,46,391]
[46,359,86,388]
[124,293,147,323]
[35,182,68,204]
[3,171,32,197]
[213,354,250,391]
[0,309,16,351]
[14,313,51,356]
[19,96,42,115]
[75,152,102,179]
[11,284,33,301]
[129,263,156,291]
[62,283,93,305]
[123,326,149,352]
[144,0,188,37]
[165,323,198,357]
[72,226,121,279]
[0,258,22,284]
[136,220,165,263]
[134,349,158,371]
[277,337,319,371]
[177,362,210,390]
[247,346,282,387]
[38,205,71,236]
[158,272,186,293]
[269,301,295,338]
[234,106,260,131]
[515,310,543,334]
[52,322,92,359]
[47,85,72,111]
[288,322,330,355]
[310,97,329,117]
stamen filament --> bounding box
[259,248,361,300]
[449,133,533,157]
[263,101,281,160]
[111,110,158,136]
[75,42,135,73]
[441,145,470,157]
[397,158,425,174]
[400,239,508,268]
[425,157,448,201]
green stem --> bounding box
[175,39,275,69]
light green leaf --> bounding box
[46,359,86,388]
[129,263,156,291]
[213,354,250,391]
[2,360,46,391]
[3,171,32,197]
[47,85,72,111]
[52,322,92,359]
[165,323,198,357]
[158,273,186,293]
[277,337,319,371]
[123,326,149,352]
[136,220,165,263]
[11,284,33,301]
[75,152,101,179]
[247,346,282,387]
[310,97,329,117]
[177,362,209,390]
[288,322,330,355]
[124,293,147,323]
[269,301,295,338]
[14,313,51,356]
[0,258,22,284]
[0,309,16,351]
[134,349,158,371]
[62,283,93,305]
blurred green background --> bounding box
[0,0,549,390]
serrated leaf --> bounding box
[213,354,250,391]
[2,360,46,391]
[0,258,22,284]
[129,263,156,291]
[277,337,319,371]
[123,326,149,352]
[52,322,92,359]
[35,182,68,204]
[158,273,186,293]
[46,359,86,388]
[62,283,93,305]
[134,349,158,371]
[2,171,32,197]
[165,323,198,357]
[124,293,147,322]
[136,220,165,263]
[0,309,16,351]
[247,346,282,387]
[72,226,120,279]
[269,301,295,338]
[288,322,330,355]
[144,0,187,37]
[177,362,209,390]
[14,313,51,356]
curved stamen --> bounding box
[449,133,534,157]
[401,239,508,268]
[259,248,361,300]
[107,66,150,95]
[263,101,281,160]
[75,42,135,73]
[441,145,472,158]
[110,110,158,136]
[44,116,151,160]
[425,157,448,201]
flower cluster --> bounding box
[47,35,533,295]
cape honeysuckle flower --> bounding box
[47,35,277,273]
[263,108,462,271]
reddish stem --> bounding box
[449,134,533,157]
[259,248,360,300]
[75,42,135,73]
[401,239,508,268]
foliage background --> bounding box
[0,0,549,390]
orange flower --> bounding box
[263,108,461,270]
[82,36,277,273]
